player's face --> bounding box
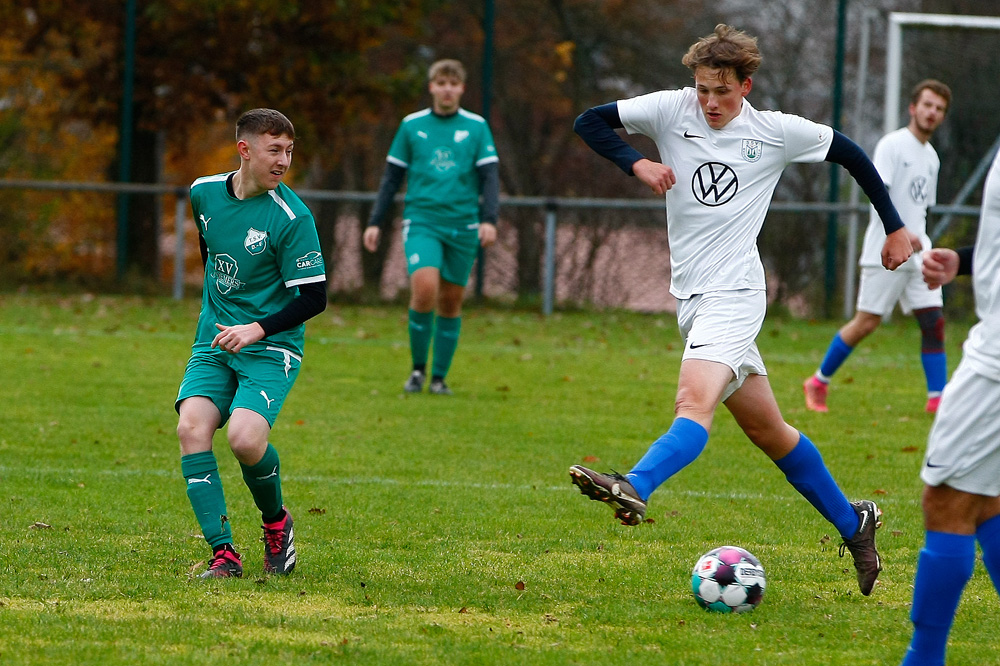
[909,89,948,138]
[694,67,751,129]
[242,132,294,192]
[429,75,465,115]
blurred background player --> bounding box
[363,59,500,395]
[899,149,1000,666]
[569,24,913,596]
[805,80,951,414]
[175,108,327,578]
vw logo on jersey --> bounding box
[741,139,763,162]
[910,176,929,204]
[692,162,739,207]
[244,228,267,255]
[431,147,457,172]
[213,253,245,295]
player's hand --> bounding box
[212,322,265,353]
[881,228,914,271]
[362,226,381,253]
[479,222,497,248]
[907,230,924,252]
[922,248,960,289]
[632,158,676,195]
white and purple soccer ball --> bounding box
[691,546,766,613]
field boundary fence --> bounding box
[0,179,983,316]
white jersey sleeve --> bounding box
[965,150,1000,379]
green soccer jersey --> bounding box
[189,173,325,357]
[387,107,498,225]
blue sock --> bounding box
[626,418,708,500]
[818,332,854,379]
[901,531,976,666]
[976,514,1000,594]
[921,352,947,395]
[773,433,858,537]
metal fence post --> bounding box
[173,190,187,300]
[543,202,557,316]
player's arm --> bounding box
[478,161,499,247]
[213,280,327,353]
[363,162,407,252]
[923,245,973,288]
[825,131,912,270]
[574,103,676,194]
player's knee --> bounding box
[915,307,945,352]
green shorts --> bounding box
[402,219,480,286]
[174,345,302,427]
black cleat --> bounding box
[839,499,883,595]
[569,465,647,525]
[199,548,243,579]
[403,370,425,393]
[428,378,452,395]
[262,508,296,575]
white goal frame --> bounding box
[884,12,1000,134]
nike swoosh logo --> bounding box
[925,462,947,468]
[689,343,712,349]
[683,130,705,139]
[858,509,869,532]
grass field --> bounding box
[2,292,996,665]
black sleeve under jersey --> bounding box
[825,131,904,235]
[199,231,208,267]
[478,162,500,225]
[573,102,646,175]
[957,245,974,276]
[256,280,328,337]
[367,162,407,230]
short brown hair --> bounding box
[236,108,295,141]
[682,24,762,83]
[428,59,466,83]
[911,79,951,113]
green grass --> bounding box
[0,293,995,665]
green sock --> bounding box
[240,443,283,522]
[181,451,232,549]
[408,309,435,369]
[431,315,462,379]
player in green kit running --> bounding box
[175,108,327,578]
[363,59,500,395]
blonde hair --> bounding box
[682,24,762,83]
[428,59,466,83]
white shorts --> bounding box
[676,289,767,402]
[856,264,942,316]
[921,357,1000,495]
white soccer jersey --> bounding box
[963,150,1000,380]
[618,88,832,299]
[859,127,939,269]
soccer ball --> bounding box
[691,546,766,613]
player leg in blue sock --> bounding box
[901,530,975,666]
[626,417,709,500]
[773,433,859,537]
[915,307,947,412]
[976,512,1000,594]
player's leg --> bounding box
[426,227,479,394]
[176,353,242,578]
[908,268,947,412]
[901,484,980,666]
[805,267,898,412]
[975,498,1000,594]
[403,227,445,392]
[229,349,300,574]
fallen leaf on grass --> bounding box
[514,581,525,591]
[30,522,51,530]
[309,507,326,515]
[900,445,919,453]
[582,455,599,463]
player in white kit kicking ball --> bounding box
[568,24,912,596]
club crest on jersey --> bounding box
[692,162,739,207]
[213,253,245,295]
[454,129,470,143]
[910,176,929,203]
[741,139,763,162]
[244,228,267,255]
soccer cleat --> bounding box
[569,465,647,526]
[262,508,296,575]
[803,376,829,413]
[925,396,941,413]
[428,378,453,395]
[839,499,883,595]
[404,370,425,393]
[199,548,243,579]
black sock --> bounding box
[263,508,286,525]
[431,375,444,383]
[413,363,426,374]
